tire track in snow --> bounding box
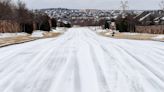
[83,30,143,92]
[88,43,111,92]
[81,32,111,92]
[0,27,164,92]
[113,43,164,80]
[0,29,77,92]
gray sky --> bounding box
[14,0,162,10]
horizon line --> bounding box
[35,7,162,11]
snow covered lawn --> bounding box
[152,35,164,41]
[0,32,33,47]
[0,28,63,47]
[0,32,29,38]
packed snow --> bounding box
[0,27,164,92]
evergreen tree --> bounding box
[21,23,33,34]
[51,18,57,29]
[64,23,71,28]
[40,20,50,31]
[104,20,109,29]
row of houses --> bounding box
[113,10,164,34]
[134,10,164,34]
[134,10,164,25]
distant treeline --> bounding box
[0,0,58,34]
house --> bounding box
[134,10,164,34]
[154,16,164,25]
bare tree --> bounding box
[0,0,13,20]
[16,0,28,22]
[0,0,52,33]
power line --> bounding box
[159,0,164,11]
[120,0,128,13]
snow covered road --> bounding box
[0,27,164,92]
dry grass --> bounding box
[0,32,62,47]
[161,38,164,41]
[112,33,157,40]
[43,32,61,38]
[99,32,163,41]
[0,36,36,47]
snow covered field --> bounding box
[0,27,164,92]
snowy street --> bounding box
[0,27,164,92]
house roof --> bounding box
[161,16,164,20]
[154,17,160,21]
[139,13,151,22]
[134,11,149,20]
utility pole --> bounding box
[120,0,129,18]
[159,0,164,11]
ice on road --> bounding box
[0,27,164,92]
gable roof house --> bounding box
[134,10,164,34]
[134,10,164,26]
[134,11,155,26]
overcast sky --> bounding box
[14,0,162,10]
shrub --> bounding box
[104,20,110,29]
[64,23,72,28]
[21,23,33,34]
[40,20,50,31]
[51,18,57,28]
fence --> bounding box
[135,25,164,34]
[0,20,21,33]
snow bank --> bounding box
[152,35,164,40]
[31,28,65,38]
[31,30,45,37]
[122,32,140,35]
[0,33,28,38]
[89,26,101,31]
[52,29,65,33]
[0,31,45,38]
[104,30,119,36]
[51,27,67,33]
[96,29,107,33]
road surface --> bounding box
[0,27,164,92]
